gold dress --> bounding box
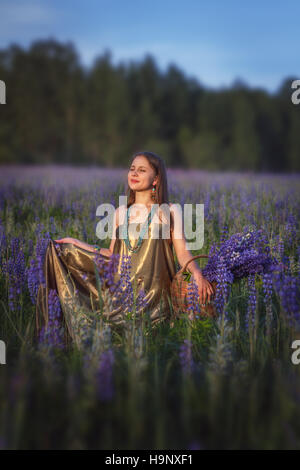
[35,215,177,345]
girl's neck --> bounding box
[133,192,155,207]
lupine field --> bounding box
[0,164,300,450]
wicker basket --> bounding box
[170,254,217,319]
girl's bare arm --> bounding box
[55,206,123,256]
[55,237,101,253]
[169,203,214,304]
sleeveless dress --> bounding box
[35,210,177,345]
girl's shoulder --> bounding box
[156,202,180,226]
[167,202,182,218]
[167,203,183,233]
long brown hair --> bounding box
[126,150,174,230]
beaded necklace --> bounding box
[124,204,157,253]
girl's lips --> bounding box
[131,179,139,183]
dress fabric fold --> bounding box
[35,221,177,344]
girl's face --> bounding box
[128,155,157,191]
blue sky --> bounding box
[0,0,298,93]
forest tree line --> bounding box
[0,38,299,171]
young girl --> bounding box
[36,151,214,343]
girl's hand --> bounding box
[192,270,215,305]
[54,237,79,245]
[54,238,101,254]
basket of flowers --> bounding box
[171,227,279,320]
[170,254,217,319]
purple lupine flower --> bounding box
[94,252,122,295]
[262,273,273,305]
[208,241,219,259]
[82,224,87,242]
[62,217,71,230]
[201,228,278,315]
[245,274,256,329]
[218,194,226,228]
[27,239,34,257]
[118,254,134,310]
[106,254,122,294]
[273,270,300,326]
[0,220,6,267]
[36,232,51,286]
[136,287,148,313]
[179,339,194,376]
[49,216,56,235]
[213,256,233,315]
[282,254,291,270]
[186,279,201,318]
[26,234,51,304]
[262,272,274,335]
[26,257,40,304]
[94,252,138,313]
[284,213,297,247]
[220,223,229,244]
[204,192,210,219]
[39,288,64,348]
[35,222,45,238]
[97,348,115,401]
[6,237,26,311]
[276,235,285,262]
